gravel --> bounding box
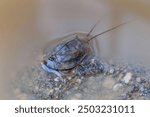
[12,55,150,100]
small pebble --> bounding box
[136,77,141,82]
[90,59,95,64]
[14,53,150,100]
[76,79,82,84]
[123,72,132,84]
[113,83,123,92]
[54,88,59,91]
[68,77,72,80]
[54,77,60,82]
[109,68,115,74]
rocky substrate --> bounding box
[12,57,150,100]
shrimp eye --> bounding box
[49,56,55,61]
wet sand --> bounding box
[12,36,150,100]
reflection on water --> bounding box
[0,0,150,99]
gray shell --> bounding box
[45,36,91,71]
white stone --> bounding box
[109,68,115,74]
[90,59,95,64]
[54,88,59,91]
[72,70,76,74]
[113,83,123,91]
[136,77,141,82]
[76,79,81,84]
[68,77,72,80]
[123,72,132,84]
[54,77,60,82]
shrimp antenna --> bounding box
[87,22,128,42]
[86,19,101,37]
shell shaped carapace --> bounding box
[42,34,93,72]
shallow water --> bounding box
[0,0,150,99]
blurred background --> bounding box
[1,0,150,99]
